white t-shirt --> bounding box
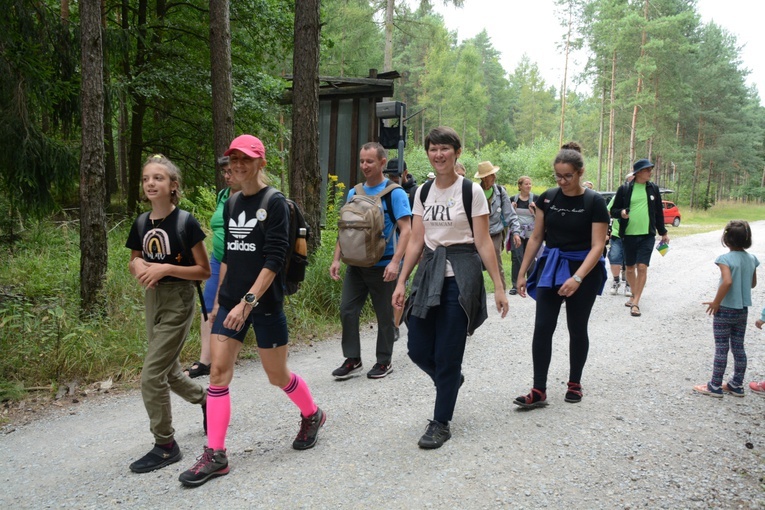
[412,176,489,276]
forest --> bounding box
[0,1,764,390]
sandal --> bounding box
[513,388,548,409]
[185,361,210,378]
[624,300,633,307]
[564,382,583,403]
[749,381,765,396]
[630,304,641,317]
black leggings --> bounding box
[531,259,602,391]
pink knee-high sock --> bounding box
[206,385,230,450]
[282,373,318,417]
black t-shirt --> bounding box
[218,186,290,313]
[535,188,609,251]
[125,207,206,283]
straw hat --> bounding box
[474,161,500,179]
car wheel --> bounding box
[672,217,680,227]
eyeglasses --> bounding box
[220,169,232,177]
[553,173,575,182]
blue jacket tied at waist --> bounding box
[526,246,607,300]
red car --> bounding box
[663,200,681,227]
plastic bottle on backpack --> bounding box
[295,227,308,257]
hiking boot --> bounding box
[129,442,182,473]
[332,358,362,380]
[367,362,393,379]
[624,283,632,297]
[418,420,451,449]
[693,382,723,398]
[293,407,326,450]
[609,280,620,295]
[178,447,229,487]
[508,288,518,295]
[722,382,745,397]
[513,388,548,409]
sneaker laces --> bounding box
[296,413,316,441]
[190,448,214,474]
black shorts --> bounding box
[212,305,289,349]
[622,234,655,267]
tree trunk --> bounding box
[209,0,234,191]
[629,0,649,163]
[102,0,118,200]
[559,1,572,147]
[79,0,107,316]
[126,0,148,214]
[691,114,704,209]
[597,62,606,190]
[384,0,394,72]
[608,50,616,186]
[291,0,322,251]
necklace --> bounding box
[149,216,168,230]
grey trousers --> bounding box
[339,265,396,364]
[142,281,206,444]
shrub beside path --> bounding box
[2,222,765,508]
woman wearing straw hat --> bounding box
[475,161,520,293]
[393,127,509,449]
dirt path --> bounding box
[2,222,764,509]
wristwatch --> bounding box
[242,293,258,308]
[572,274,583,284]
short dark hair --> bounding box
[361,142,387,160]
[722,220,752,249]
[424,126,461,152]
[554,141,584,171]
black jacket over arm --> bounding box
[609,181,667,238]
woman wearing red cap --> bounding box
[179,135,325,487]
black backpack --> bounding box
[136,209,208,320]
[227,187,309,295]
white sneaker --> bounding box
[625,284,632,297]
[609,281,620,295]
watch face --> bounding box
[245,293,256,304]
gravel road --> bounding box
[2,222,765,509]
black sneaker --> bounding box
[178,447,229,487]
[293,407,326,450]
[393,327,400,342]
[367,362,393,379]
[332,358,362,380]
[129,442,182,473]
[508,288,518,295]
[418,420,451,449]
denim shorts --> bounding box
[201,255,221,314]
[607,237,623,266]
[623,234,655,267]
[212,305,289,349]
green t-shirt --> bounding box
[210,187,232,261]
[625,183,649,235]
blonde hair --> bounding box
[142,154,182,205]
[517,175,531,190]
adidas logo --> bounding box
[230,211,257,239]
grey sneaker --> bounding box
[178,447,229,487]
[129,442,182,473]
[332,358,362,380]
[293,407,326,450]
[609,280,620,295]
[367,362,393,379]
[418,420,451,449]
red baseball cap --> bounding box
[224,134,266,159]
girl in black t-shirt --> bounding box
[178,135,324,488]
[513,142,609,409]
[125,155,211,474]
